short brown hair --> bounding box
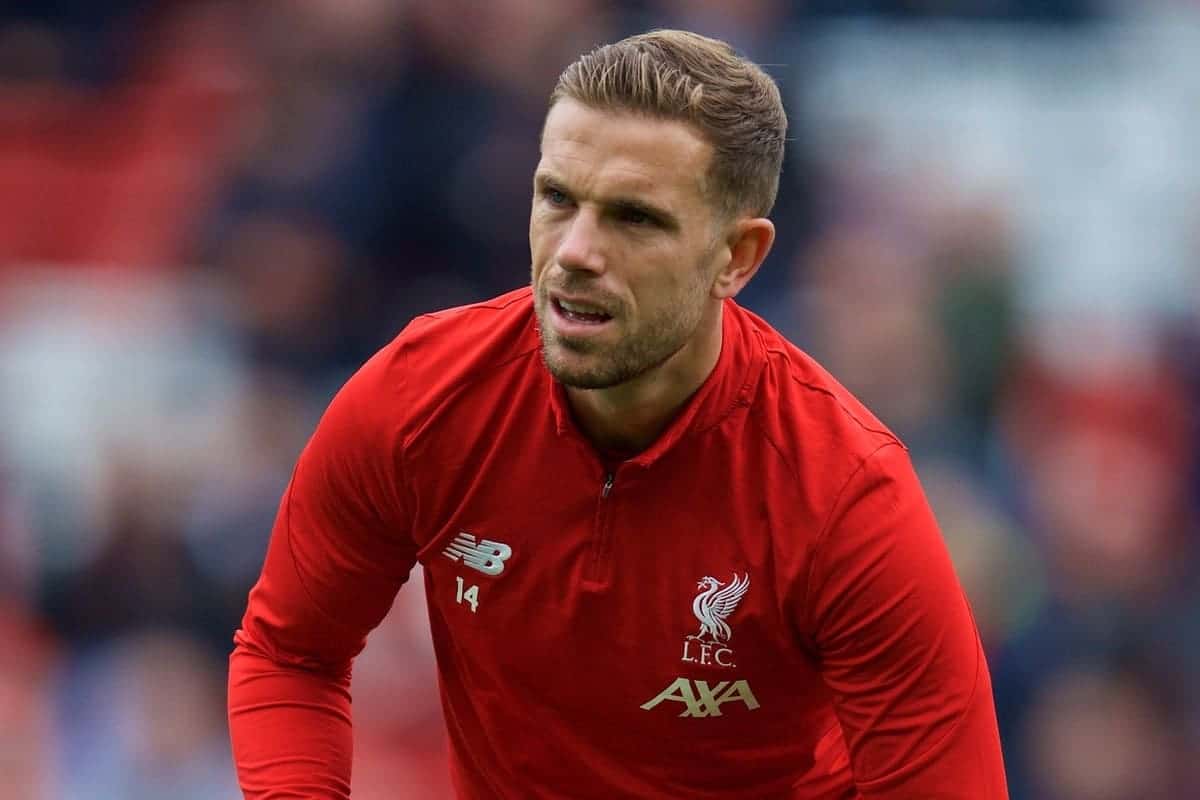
[550,29,787,219]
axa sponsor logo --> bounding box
[442,532,512,576]
[682,572,749,668]
[640,677,760,718]
[640,571,759,718]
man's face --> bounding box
[530,99,726,389]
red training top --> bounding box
[229,288,1008,799]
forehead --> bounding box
[538,99,713,207]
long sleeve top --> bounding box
[229,288,1009,799]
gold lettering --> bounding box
[639,678,695,712]
[641,678,759,718]
[717,680,760,711]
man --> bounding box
[229,29,1009,799]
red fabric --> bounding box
[229,288,1008,798]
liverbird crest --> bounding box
[689,572,750,644]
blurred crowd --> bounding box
[0,1,1197,799]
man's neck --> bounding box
[566,309,724,456]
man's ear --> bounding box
[711,217,775,300]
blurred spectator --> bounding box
[990,321,1200,797]
[212,212,364,382]
[919,458,1043,650]
[1023,665,1186,800]
[795,222,957,458]
[54,631,238,800]
[181,369,318,633]
[0,604,58,799]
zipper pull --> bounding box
[601,473,614,499]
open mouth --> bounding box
[552,297,613,326]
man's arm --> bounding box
[229,353,418,799]
[804,443,1008,799]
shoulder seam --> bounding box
[812,441,904,547]
[397,340,542,450]
[764,345,896,441]
[394,330,419,522]
[744,346,901,486]
[395,293,540,449]
[747,411,802,485]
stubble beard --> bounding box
[534,281,708,391]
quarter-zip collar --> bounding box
[547,298,765,470]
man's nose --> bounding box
[555,209,605,274]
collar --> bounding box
[547,299,765,469]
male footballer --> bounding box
[229,29,1008,799]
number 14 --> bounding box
[455,576,480,613]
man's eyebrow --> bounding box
[534,170,681,228]
[534,171,566,189]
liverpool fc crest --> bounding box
[682,572,749,668]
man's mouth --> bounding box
[552,297,613,325]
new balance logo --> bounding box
[442,532,512,576]
[640,677,760,718]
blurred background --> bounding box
[0,1,1197,798]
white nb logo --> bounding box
[442,532,512,576]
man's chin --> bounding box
[541,345,620,390]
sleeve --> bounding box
[228,350,420,800]
[804,443,1008,799]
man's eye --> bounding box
[545,188,569,206]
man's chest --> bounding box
[394,424,857,797]
[410,445,831,734]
